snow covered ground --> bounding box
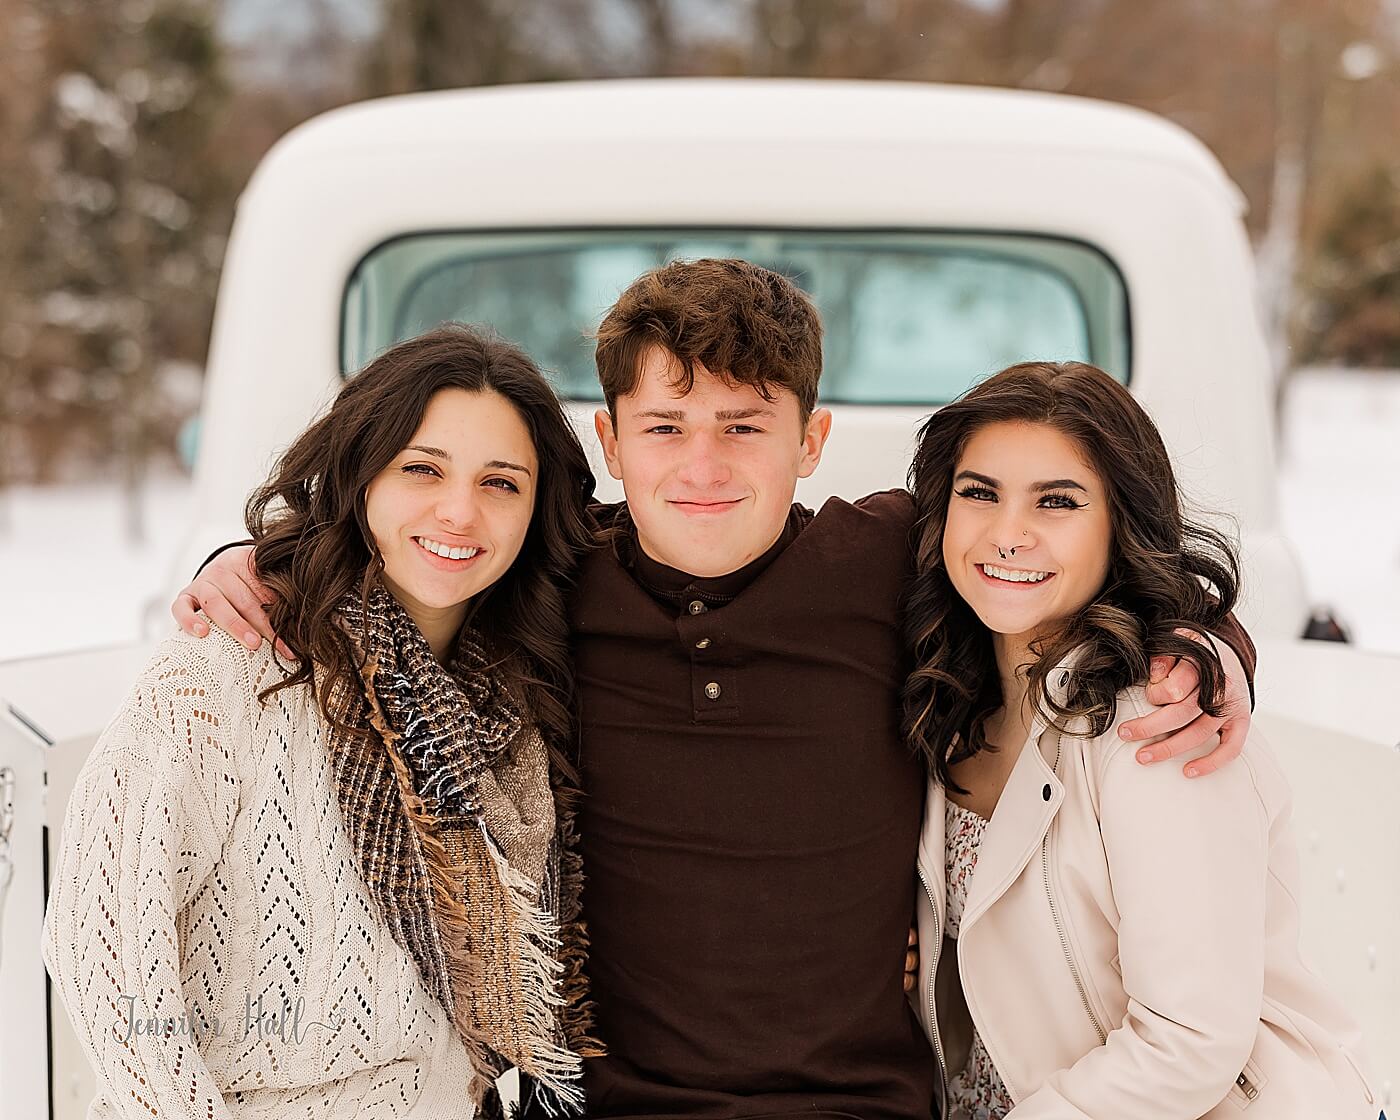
[1,368,1398,664]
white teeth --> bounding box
[416,537,480,561]
[983,563,1051,584]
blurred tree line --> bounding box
[1,0,1398,509]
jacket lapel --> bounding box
[959,725,1065,933]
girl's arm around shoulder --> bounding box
[1009,688,1273,1118]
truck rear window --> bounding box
[343,230,1129,403]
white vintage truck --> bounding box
[2,80,1396,1117]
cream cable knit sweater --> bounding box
[43,628,478,1118]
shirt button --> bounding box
[704,682,722,700]
[688,600,707,615]
[1042,784,1052,801]
[695,638,711,650]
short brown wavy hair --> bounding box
[595,258,823,422]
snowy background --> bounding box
[2,366,1398,665]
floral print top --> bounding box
[945,797,1017,1120]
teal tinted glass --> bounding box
[343,230,1129,402]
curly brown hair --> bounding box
[594,257,824,421]
[246,324,596,775]
[902,361,1240,791]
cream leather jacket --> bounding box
[913,667,1376,1119]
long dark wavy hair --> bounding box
[902,361,1240,791]
[247,324,596,775]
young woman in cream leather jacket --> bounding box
[902,361,1377,1120]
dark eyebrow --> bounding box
[403,447,531,476]
[954,470,1088,493]
[715,408,777,421]
[486,459,532,476]
[634,407,778,423]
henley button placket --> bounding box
[677,598,736,721]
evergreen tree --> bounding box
[19,0,230,533]
[0,0,49,516]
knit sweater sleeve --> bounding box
[43,635,243,1120]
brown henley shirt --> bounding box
[567,491,937,1120]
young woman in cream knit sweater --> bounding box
[44,325,599,1119]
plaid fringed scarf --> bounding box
[328,584,598,1117]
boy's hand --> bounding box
[171,545,291,658]
[1121,628,1251,779]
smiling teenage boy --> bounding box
[175,259,1255,1120]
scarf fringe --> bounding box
[479,825,585,1113]
[554,794,605,1060]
